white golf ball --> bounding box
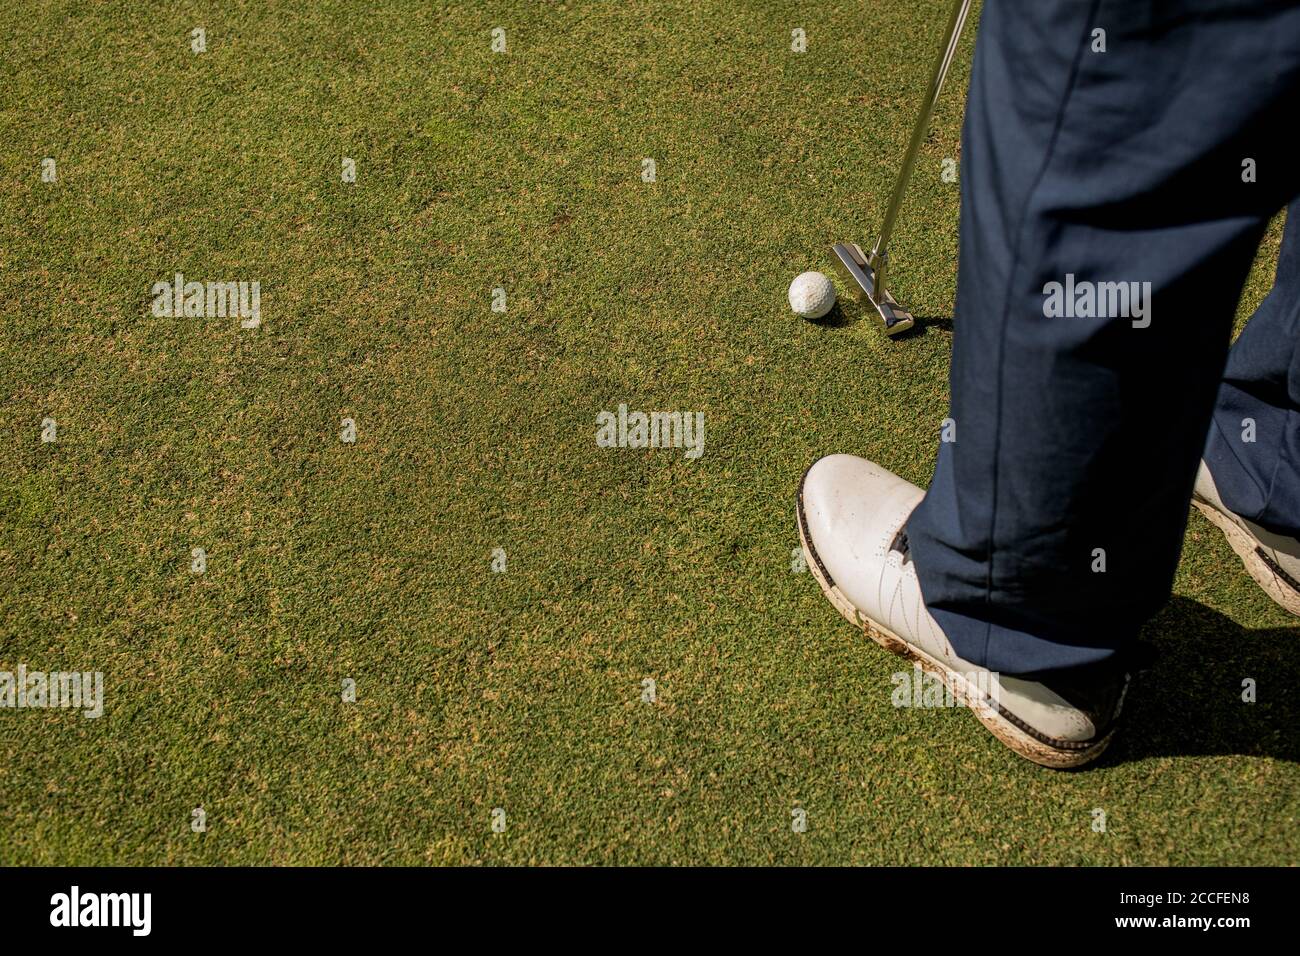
[788,271,837,319]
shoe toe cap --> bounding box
[799,455,924,564]
[995,677,1100,743]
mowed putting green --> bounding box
[1,0,1296,865]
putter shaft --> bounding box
[874,0,974,262]
[834,0,973,337]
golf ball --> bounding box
[788,271,837,319]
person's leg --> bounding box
[907,0,1300,676]
[1194,198,1300,613]
[1205,199,1300,536]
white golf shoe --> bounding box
[797,454,1129,769]
[1193,460,1300,616]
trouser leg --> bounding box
[1205,199,1300,537]
[907,0,1300,674]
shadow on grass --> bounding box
[910,316,953,334]
[1104,595,1300,765]
[887,315,953,339]
[809,308,953,336]
[806,302,857,328]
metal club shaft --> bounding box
[872,0,974,265]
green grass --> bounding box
[1,0,1296,865]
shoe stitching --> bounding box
[1256,546,1300,595]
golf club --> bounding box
[832,0,974,336]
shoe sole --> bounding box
[797,486,1114,770]
[1192,498,1300,617]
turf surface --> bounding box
[1,0,1296,865]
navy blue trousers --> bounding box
[908,0,1300,675]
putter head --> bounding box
[830,242,915,337]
